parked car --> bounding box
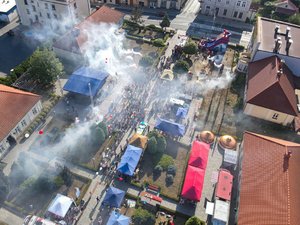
[23,215,57,225]
[136,121,148,135]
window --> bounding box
[233,11,238,17]
[14,126,21,134]
[24,0,28,5]
[26,9,30,14]
[272,113,279,120]
[47,13,50,19]
[226,0,229,4]
[237,1,241,6]
[215,7,219,16]
[52,4,56,10]
[223,9,227,16]
[74,2,77,9]
[39,12,42,17]
[32,5,36,12]
[21,120,27,127]
[206,6,210,9]
[242,1,246,7]
[54,14,57,19]
[32,108,38,114]
[45,3,48,9]
[238,12,243,19]
[35,14,38,21]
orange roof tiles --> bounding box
[238,131,300,225]
[0,84,41,141]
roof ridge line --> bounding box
[285,146,291,225]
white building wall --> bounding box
[244,103,295,126]
[0,100,42,158]
[200,0,252,22]
[15,0,90,26]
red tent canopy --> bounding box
[181,166,205,201]
[188,141,209,169]
[216,169,233,201]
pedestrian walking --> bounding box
[96,196,100,203]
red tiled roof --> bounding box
[275,0,299,15]
[53,5,124,54]
[0,85,41,141]
[246,55,298,116]
[238,131,300,225]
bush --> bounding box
[20,177,37,191]
[54,176,64,188]
[183,41,198,56]
[166,174,174,184]
[173,60,189,74]
[139,56,154,67]
[153,38,165,47]
[146,24,163,32]
[167,165,176,175]
[132,207,155,225]
[158,154,174,170]
[156,135,167,154]
[154,165,163,174]
[185,216,203,225]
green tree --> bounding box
[153,38,165,47]
[156,135,167,154]
[132,207,155,225]
[288,13,300,25]
[147,136,157,154]
[185,216,203,225]
[139,56,154,67]
[173,60,189,74]
[158,154,174,170]
[91,126,106,146]
[0,170,9,202]
[29,48,64,86]
[183,42,198,57]
[160,14,170,30]
[98,121,108,137]
[130,6,143,24]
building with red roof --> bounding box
[0,85,42,157]
[215,169,233,201]
[237,131,300,225]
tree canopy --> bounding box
[29,48,64,86]
[183,42,198,56]
[132,207,155,225]
[185,216,203,225]
[0,170,9,202]
[147,136,158,154]
[173,60,189,74]
[139,56,154,67]
[130,6,143,24]
[160,14,170,30]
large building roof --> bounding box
[238,131,300,225]
[0,84,41,141]
[257,17,300,58]
[246,55,299,116]
[53,5,124,54]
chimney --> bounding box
[274,25,280,38]
[285,26,290,40]
[285,150,292,159]
[274,37,282,53]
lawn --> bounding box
[138,139,189,200]
[6,171,91,216]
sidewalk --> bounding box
[0,18,19,37]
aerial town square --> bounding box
[0,0,300,224]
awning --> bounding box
[129,134,148,149]
[102,186,125,208]
[117,145,143,176]
[106,211,130,225]
[216,169,233,201]
[155,118,185,137]
[188,140,210,169]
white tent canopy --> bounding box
[47,194,74,218]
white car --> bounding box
[23,215,57,225]
[137,121,148,135]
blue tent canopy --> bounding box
[63,67,108,96]
[176,107,188,119]
[155,118,185,137]
[106,211,130,225]
[102,186,125,208]
[117,145,143,176]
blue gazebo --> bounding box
[155,118,185,137]
[106,211,130,225]
[117,145,143,176]
[102,186,125,208]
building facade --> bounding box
[200,0,252,22]
[15,0,91,26]
[91,0,185,10]
[0,0,19,23]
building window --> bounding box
[226,1,229,4]
[26,9,30,14]
[238,12,243,18]
[35,14,38,21]
[272,113,279,120]
[54,14,57,19]
[233,11,238,17]
[47,13,51,19]
[223,9,227,16]
[39,12,42,17]
[21,120,27,127]
[45,3,48,9]
[32,5,36,12]
[24,0,28,5]
[14,126,21,134]
[237,1,241,6]
[32,108,38,114]
[74,2,77,9]
[52,4,56,10]
[242,1,246,7]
